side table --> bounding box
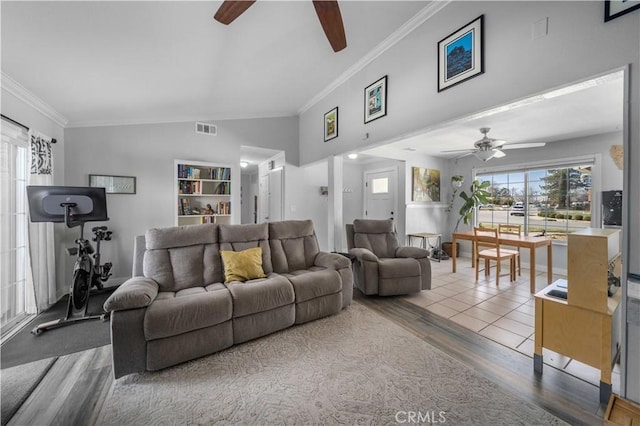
[407,232,443,262]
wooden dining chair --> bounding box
[498,224,522,276]
[473,227,518,284]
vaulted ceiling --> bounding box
[2,1,623,160]
[1,1,428,127]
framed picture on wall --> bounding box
[437,15,484,92]
[364,75,387,123]
[324,107,338,142]
[411,167,441,202]
[89,174,136,194]
[604,0,640,21]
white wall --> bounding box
[64,117,297,284]
[299,161,329,251]
[404,153,450,248]
[343,161,363,248]
[2,89,69,300]
[298,2,638,169]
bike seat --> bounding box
[92,226,108,232]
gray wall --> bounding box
[64,117,298,285]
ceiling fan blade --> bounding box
[214,0,256,25]
[312,0,347,52]
[441,148,475,154]
[454,152,475,160]
[502,142,546,150]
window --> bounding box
[371,177,389,194]
[477,163,593,241]
[1,120,32,336]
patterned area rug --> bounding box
[97,302,566,425]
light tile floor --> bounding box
[401,256,620,391]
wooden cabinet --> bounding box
[534,228,622,404]
[568,228,621,313]
[175,160,232,226]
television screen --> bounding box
[27,186,109,223]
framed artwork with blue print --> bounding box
[604,0,640,21]
[437,15,484,92]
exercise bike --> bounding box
[31,203,113,335]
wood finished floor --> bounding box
[6,295,606,425]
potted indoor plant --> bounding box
[442,178,491,257]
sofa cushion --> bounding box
[269,220,320,273]
[219,223,273,274]
[143,224,223,291]
[225,273,294,318]
[378,258,420,278]
[284,269,342,303]
[220,247,266,283]
[146,224,217,249]
[144,283,232,340]
[352,219,399,259]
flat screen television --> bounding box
[27,186,108,223]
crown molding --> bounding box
[1,71,69,128]
[66,111,297,128]
[297,1,450,115]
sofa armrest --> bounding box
[104,277,159,312]
[314,251,350,269]
[396,246,430,259]
[349,248,379,262]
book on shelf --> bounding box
[177,164,202,180]
[178,197,192,215]
[209,167,231,181]
[178,180,202,195]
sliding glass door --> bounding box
[1,120,33,336]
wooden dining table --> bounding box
[451,230,553,293]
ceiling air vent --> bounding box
[195,122,217,136]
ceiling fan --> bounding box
[214,0,347,52]
[443,127,546,161]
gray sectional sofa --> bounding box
[103,219,353,379]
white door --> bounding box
[269,169,283,222]
[364,168,397,220]
[259,174,269,222]
[258,169,283,222]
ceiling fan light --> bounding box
[493,150,506,158]
[474,150,495,161]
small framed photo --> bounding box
[324,107,338,142]
[438,15,484,92]
[89,174,136,194]
[605,0,640,21]
[364,75,387,123]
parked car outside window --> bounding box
[510,202,525,216]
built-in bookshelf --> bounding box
[175,160,232,226]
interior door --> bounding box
[364,168,397,220]
[268,169,283,221]
[259,174,269,223]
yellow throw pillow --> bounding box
[220,247,267,283]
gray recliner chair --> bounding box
[346,219,431,296]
